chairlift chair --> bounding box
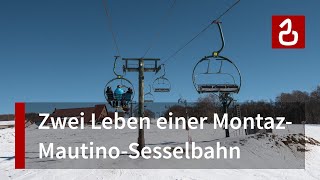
[192,21,241,95]
[193,56,241,94]
[104,76,135,100]
[153,77,171,92]
[144,85,155,103]
[153,64,171,92]
[104,56,135,110]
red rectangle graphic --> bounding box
[15,102,25,169]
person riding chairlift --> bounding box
[114,85,124,107]
[122,87,133,106]
[106,86,115,107]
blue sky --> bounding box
[0,0,320,113]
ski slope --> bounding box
[0,125,319,180]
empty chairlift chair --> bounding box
[193,57,241,94]
[153,76,171,92]
[144,85,155,103]
[153,64,171,93]
[192,21,241,95]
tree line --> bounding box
[163,86,320,124]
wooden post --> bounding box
[137,58,145,152]
[122,57,160,154]
[223,101,230,137]
[221,93,230,138]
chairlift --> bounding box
[153,64,171,92]
[144,85,155,103]
[104,56,135,111]
[192,21,241,95]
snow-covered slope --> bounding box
[1,125,320,180]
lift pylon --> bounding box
[122,57,160,153]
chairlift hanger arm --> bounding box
[144,84,152,94]
[212,21,225,55]
[155,65,162,73]
[155,64,166,78]
[113,55,124,77]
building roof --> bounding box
[51,104,107,123]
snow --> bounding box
[1,125,320,180]
[0,121,14,126]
